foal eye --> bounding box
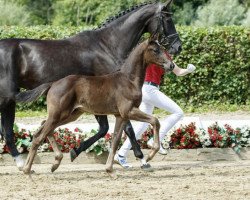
[153,49,159,53]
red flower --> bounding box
[74,128,79,132]
[105,133,111,141]
[177,128,182,134]
[218,135,223,141]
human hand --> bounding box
[187,64,196,73]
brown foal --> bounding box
[16,36,173,175]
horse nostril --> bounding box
[178,46,182,53]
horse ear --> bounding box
[162,0,173,9]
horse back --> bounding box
[0,36,119,91]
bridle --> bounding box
[154,10,180,50]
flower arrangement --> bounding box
[81,129,112,156]
[138,126,153,149]
[207,123,242,152]
[0,123,250,155]
[167,122,202,149]
[41,127,84,153]
[239,125,250,147]
[14,123,33,153]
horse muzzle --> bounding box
[160,34,182,55]
[168,40,182,55]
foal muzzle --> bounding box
[163,62,175,72]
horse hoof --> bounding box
[14,155,25,170]
[70,149,77,162]
[141,163,154,172]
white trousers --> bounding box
[118,84,184,157]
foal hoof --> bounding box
[70,149,77,162]
[51,164,60,173]
[141,163,154,172]
[23,167,32,175]
[106,170,118,179]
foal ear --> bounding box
[149,32,159,42]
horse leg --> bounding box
[0,125,3,140]
[106,116,127,176]
[70,115,109,162]
[46,133,63,172]
[1,101,24,170]
[127,108,160,162]
[23,120,57,174]
[124,121,144,159]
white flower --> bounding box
[0,143,5,153]
[196,128,211,147]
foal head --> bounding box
[144,36,174,72]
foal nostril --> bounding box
[170,63,175,71]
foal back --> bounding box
[44,39,171,119]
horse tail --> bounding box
[16,82,52,103]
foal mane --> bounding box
[121,41,148,71]
[95,1,158,29]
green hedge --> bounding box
[163,26,250,107]
[0,26,249,111]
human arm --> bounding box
[172,63,196,76]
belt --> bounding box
[144,81,159,88]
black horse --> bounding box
[0,0,181,169]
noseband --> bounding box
[159,33,180,49]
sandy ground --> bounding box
[0,160,250,200]
[14,110,250,125]
[0,111,249,200]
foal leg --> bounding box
[127,108,160,162]
[70,115,109,162]
[106,116,127,175]
[47,133,63,172]
[23,121,57,174]
[1,101,24,170]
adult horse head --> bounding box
[146,0,182,54]
[0,0,181,169]
[95,0,181,66]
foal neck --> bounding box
[120,42,148,87]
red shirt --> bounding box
[144,52,172,85]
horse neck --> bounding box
[120,42,148,88]
[73,4,159,60]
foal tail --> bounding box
[16,83,52,103]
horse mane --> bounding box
[95,1,158,30]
